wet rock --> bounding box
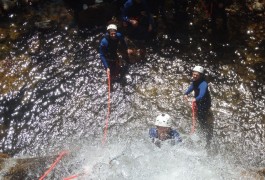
[63,0,95,11]
[0,0,17,11]
[252,1,265,12]
[0,0,43,16]
[9,25,20,40]
[240,168,265,179]
[0,153,9,159]
[77,3,116,28]
[0,153,10,174]
[0,155,56,179]
[257,168,265,177]
[34,19,53,29]
[22,0,42,6]
[244,0,265,13]
[0,28,8,41]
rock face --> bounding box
[77,3,117,28]
[0,0,42,14]
[0,0,17,11]
[1,0,264,26]
[252,0,265,12]
[0,153,57,179]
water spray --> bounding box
[39,151,69,180]
[102,70,111,145]
[190,101,197,134]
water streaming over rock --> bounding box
[0,0,264,179]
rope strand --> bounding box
[63,172,87,180]
[191,101,197,134]
[39,151,69,180]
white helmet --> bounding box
[107,24,117,31]
[155,114,172,127]
[193,66,204,74]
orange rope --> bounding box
[102,70,111,145]
[190,101,197,134]
[39,151,69,180]
[63,172,87,180]
[63,175,79,180]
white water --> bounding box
[61,130,245,180]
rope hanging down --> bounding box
[102,70,111,145]
[190,101,197,134]
[39,151,69,180]
[63,172,87,180]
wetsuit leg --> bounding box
[197,108,214,148]
[108,60,121,81]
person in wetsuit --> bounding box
[184,66,213,148]
[99,24,133,80]
[121,0,155,40]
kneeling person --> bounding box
[149,113,182,147]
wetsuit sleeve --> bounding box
[184,83,194,95]
[149,128,158,138]
[99,38,109,69]
[195,81,208,101]
[172,130,182,143]
[149,128,158,144]
[121,0,133,23]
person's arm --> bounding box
[184,83,194,95]
[184,83,194,101]
[149,128,158,138]
[195,81,208,101]
[99,38,109,69]
[172,130,182,143]
[121,0,133,23]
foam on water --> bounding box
[62,131,243,180]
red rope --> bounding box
[39,151,69,180]
[102,70,111,145]
[63,172,87,180]
[190,101,197,134]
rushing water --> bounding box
[0,1,264,179]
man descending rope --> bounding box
[99,24,133,81]
[183,66,213,149]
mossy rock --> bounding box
[0,155,56,179]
